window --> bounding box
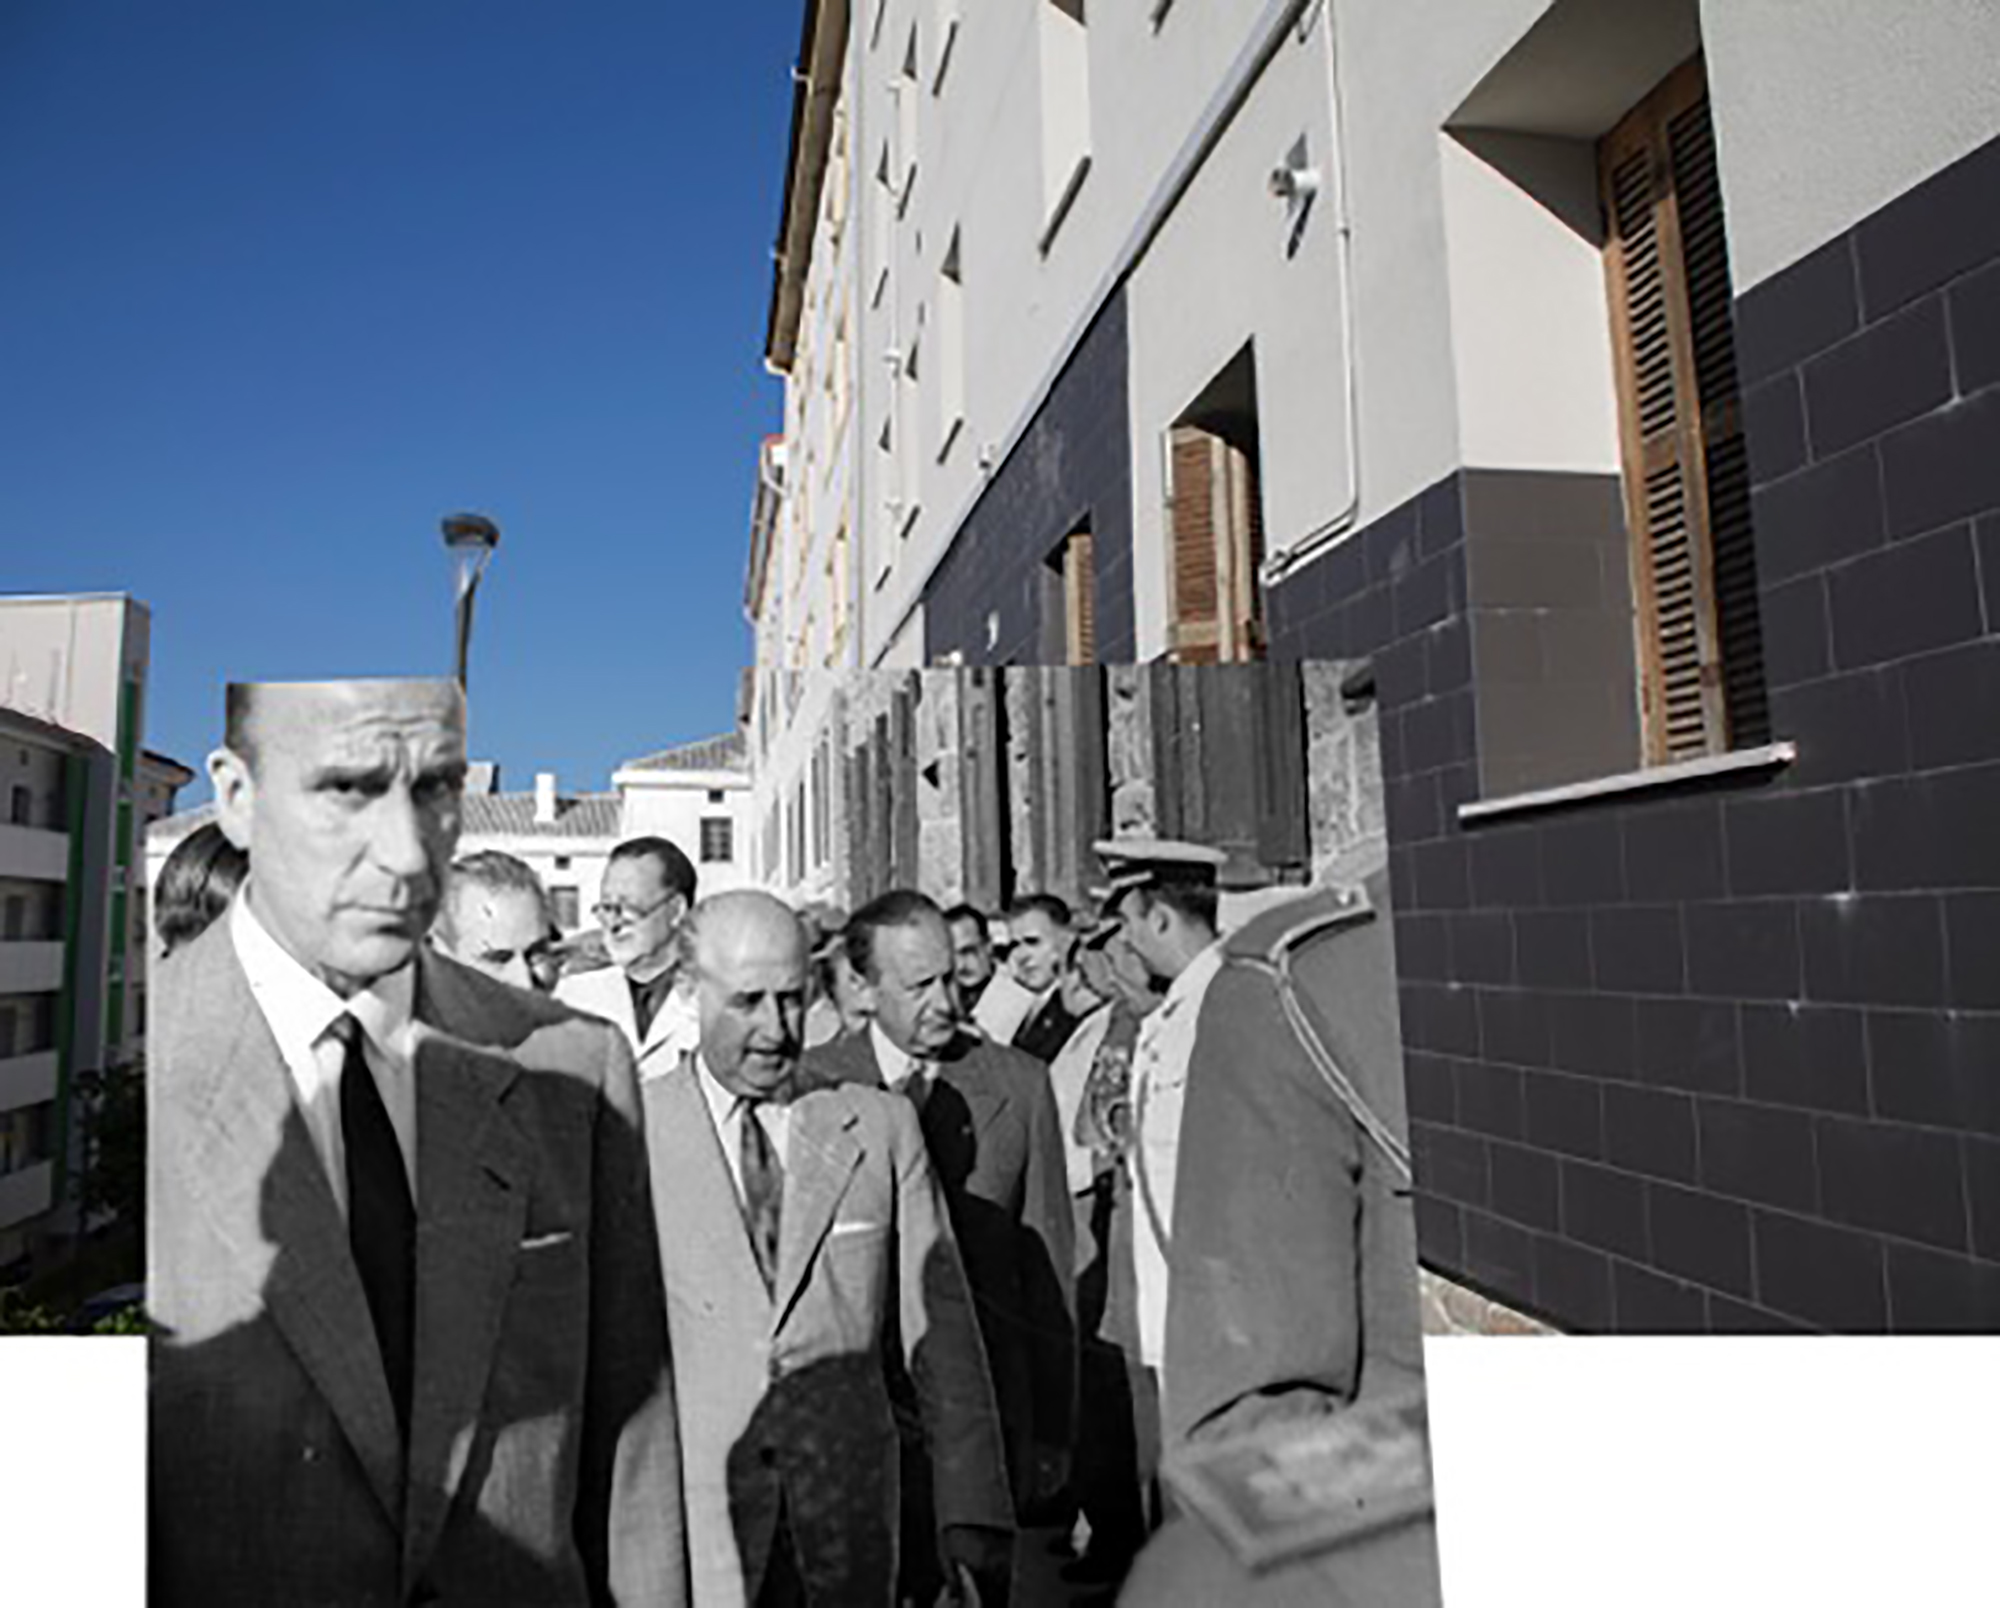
[1600,56,1766,761]
[873,142,895,308]
[932,0,960,92]
[1165,346,1266,664]
[1037,0,1092,251]
[550,887,580,931]
[0,1009,15,1060]
[896,27,920,211]
[2,897,22,941]
[9,785,28,826]
[554,856,571,872]
[937,231,966,459]
[1048,524,1097,666]
[701,817,734,865]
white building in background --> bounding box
[612,732,755,901]
[0,593,183,1277]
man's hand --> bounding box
[939,1522,1013,1581]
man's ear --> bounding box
[208,747,255,853]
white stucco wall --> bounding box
[1702,0,2000,289]
[767,0,1999,664]
[616,770,754,899]
[1125,7,1352,657]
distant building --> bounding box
[0,593,181,1277]
[612,732,754,901]
[457,767,621,935]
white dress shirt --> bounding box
[1130,939,1225,1369]
[694,1054,793,1205]
[231,889,419,1216]
[868,1021,937,1102]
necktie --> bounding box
[737,1097,783,1294]
[899,1059,933,1111]
[330,1012,416,1441]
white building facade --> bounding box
[752,1,2000,1335]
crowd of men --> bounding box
[147,678,1427,1608]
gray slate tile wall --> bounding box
[923,291,1134,666]
[1268,130,2000,1333]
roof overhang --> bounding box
[763,0,850,375]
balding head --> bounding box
[688,890,808,1100]
[209,679,466,994]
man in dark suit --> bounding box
[644,890,1012,1607]
[803,890,1076,1590]
[149,679,686,1607]
[1000,895,1085,1064]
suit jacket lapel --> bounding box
[172,927,407,1530]
[399,954,533,1589]
[652,1057,770,1302]
[938,1039,1007,1136]
[771,1095,862,1335]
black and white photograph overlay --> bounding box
[139,663,1443,1607]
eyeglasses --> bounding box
[592,892,678,927]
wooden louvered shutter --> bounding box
[1601,55,1766,763]
[1063,526,1097,666]
[1167,428,1222,664]
[1166,425,1266,665]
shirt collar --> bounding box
[231,884,416,1057]
[869,1020,925,1091]
[694,1053,745,1130]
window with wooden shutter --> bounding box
[1165,425,1267,665]
[1600,55,1767,763]
[1062,525,1096,665]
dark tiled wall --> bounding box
[1268,132,2000,1333]
[924,291,1135,666]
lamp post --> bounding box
[441,513,500,690]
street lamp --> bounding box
[441,513,500,689]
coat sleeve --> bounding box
[1015,1059,1079,1471]
[578,1022,691,1607]
[887,1096,1016,1535]
[1160,965,1365,1449]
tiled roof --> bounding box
[621,731,747,775]
[145,793,622,847]
[461,793,620,839]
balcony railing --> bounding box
[0,821,69,882]
[0,1050,58,1116]
[0,940,64,996]
[0,1159,54,1232]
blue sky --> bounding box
[0,1,800,799]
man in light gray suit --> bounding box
[645,890,1012,1607]
[149,679,687,1607]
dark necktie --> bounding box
[629,970,674,1041]
[331,1012,416,1441]
[737,1097,783,1294]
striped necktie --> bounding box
[736,1096,783,1294]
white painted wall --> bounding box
[1126,8,1350,655]
[1438,130,1622,476]
[615,771,755,899]
[1703,0,2000,289]
[764,0,1999,664]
